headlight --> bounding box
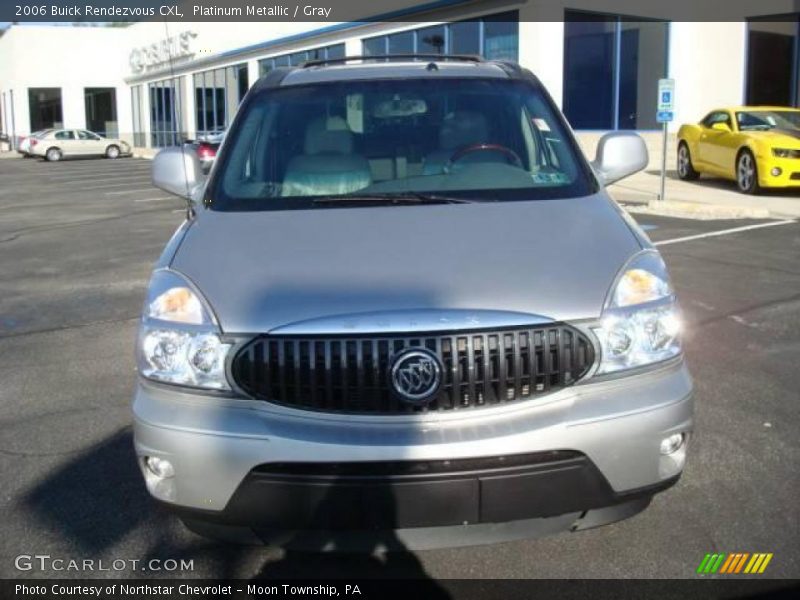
[772,148,800,159]
[594,251,682,374]
[137,269,232,390]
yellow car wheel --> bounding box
[677,143,699,181]
[736,149,760,195]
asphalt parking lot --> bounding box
[0,156,798,581]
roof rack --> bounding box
[300,54,485,68]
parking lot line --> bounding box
[70,181,153,191]
[134,197,173,203]
[654,219,796,247]
[105,188,158,195]
[52,175,152,185]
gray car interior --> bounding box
[281,116,373,197]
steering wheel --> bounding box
[444,143,523,173]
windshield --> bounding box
[208,78,596,211]
[736,110,800,131]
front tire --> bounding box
[45,147,62,162]
[677,143,700,180]
[105,144,120,159]
[736,149,760,195]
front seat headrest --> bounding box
[304,116,354,155]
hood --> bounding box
[748,129,800,146]
[171,194,642,333]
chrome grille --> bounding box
[231,325,595,414]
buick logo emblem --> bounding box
[390,349,442,404]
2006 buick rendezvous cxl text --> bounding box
[133,55,693,547]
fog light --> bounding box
[771,167,782,177]
[145,456,175,479]
[660,433,684,455]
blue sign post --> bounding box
[657,79,675,201]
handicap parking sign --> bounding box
[658,79,675,112]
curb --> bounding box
[620,200,771,220]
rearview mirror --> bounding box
[711,122,731,133]
[591,132,649,186]
[152,147,204,199]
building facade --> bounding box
[1,0,798,149]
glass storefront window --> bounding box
[84,87,117,137]
[362,37,386,57]
[362,12,519,62]
[258,43,346,75]
[148,77,183,148]
[417,25,446,54]
[618,19,668,129]
[194,63,251,138]
[450,21,480,55]
[483,14,519,61]
[388,31,414,54]
[746,16,800,107]
[564,11,668,130]
[28,87,63,131]
[131,85,145,147]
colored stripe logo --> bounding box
[697,553,773,574]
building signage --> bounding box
[129,31,197,74]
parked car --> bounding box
[184,128,225,172]
[29,129,130,161]
[677,106,800,194]
[17,129,52,157]
[137,56,693,547]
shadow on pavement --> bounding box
[22,427,158,555]
[21,428,450,589]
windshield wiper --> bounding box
[312,192,476,206]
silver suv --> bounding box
[135,56,693,548]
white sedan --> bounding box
[30,129,131,161]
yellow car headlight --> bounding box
[772,148,800,159]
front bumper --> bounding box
[133,358,693,539]
[758,156,800,188]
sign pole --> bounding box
[655,78,675,203]
[659,120,668,202]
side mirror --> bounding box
[152,147,204,199]
[711,122,731,133]
[591,132,649,186]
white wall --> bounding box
[668,22,748,131]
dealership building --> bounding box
[0,0,798,151]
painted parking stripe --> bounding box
[52,175,152,185]
[67,181,152,191]
[134,196,173,203]
[654,220,796,246]
[105,188,157,195]
[45,165,152,174]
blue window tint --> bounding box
[450,21,480,55]
[326,43,346,60]
[483,13,519,61]
[746,16,800,107]
[361,11,518,62]
[363,36,387,57]
[388,31,414,54]
[618,19,668,129]
[564,12,668,130]
[563,15,616,130]
[417,25,446,54]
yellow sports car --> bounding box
[677,106,800,194]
